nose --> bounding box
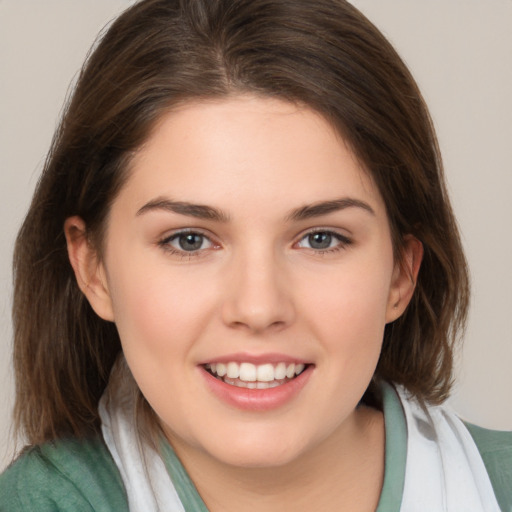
[221,246,295,333]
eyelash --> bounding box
[157,228,352,257]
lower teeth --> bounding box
[221,376,289,389]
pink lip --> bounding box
[199,364,313,411]
[200,352,310,365]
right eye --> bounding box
[159,230,215,254]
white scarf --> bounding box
[99,378,501,511]
[396,386,501,511]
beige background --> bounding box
[1,0,511,470]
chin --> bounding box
[201,431,313,470]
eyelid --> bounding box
[159,227,211,242]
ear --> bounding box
[64,216,115,322]
[385,235,423,323]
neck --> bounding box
[169,406,385,512]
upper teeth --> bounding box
[206,362,306,382]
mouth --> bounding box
[204,361,309,389]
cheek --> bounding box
[104,261,217,410]
[301,266,392,403]
[106,257,215,356]
[300,258,393,340]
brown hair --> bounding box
[13,0,469,445]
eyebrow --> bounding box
[136,196,374,223]
[286,197,375,222]
[136,198,230,222]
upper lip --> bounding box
[199,352,312,366]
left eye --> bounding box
[165,232,213,252]
[296,231,349,250]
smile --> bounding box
[205,362,307,389]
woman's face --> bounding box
[79,96,414,469]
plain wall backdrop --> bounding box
[1,0,511,470]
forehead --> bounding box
[120,95,386,218]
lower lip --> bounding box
[200,365,313,411]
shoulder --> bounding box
[0,437,128,512]
[465,422,512,512]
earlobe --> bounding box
[64,216,115,322]
[386,235,423,323]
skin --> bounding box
[66,95,422,511]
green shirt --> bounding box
[1,384,510,511]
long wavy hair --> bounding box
[13,0,469,445]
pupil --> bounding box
[309,232,331,249]
[179,234,203,251]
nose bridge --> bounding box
[222,239,294,332]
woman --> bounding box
[1,0,510,510]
